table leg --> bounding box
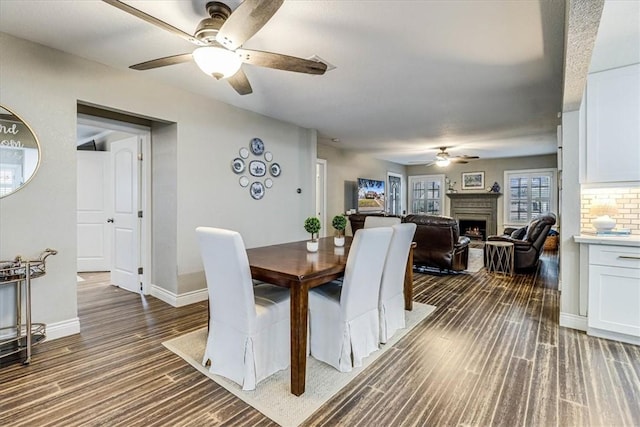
[290,282,309,396]
[404,243,416,311]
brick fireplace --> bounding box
[447,193,501,240]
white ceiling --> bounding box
[0,0,623,164]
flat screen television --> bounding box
[357,178,385,213]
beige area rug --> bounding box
[466,247,485,273]
[163,302,436,427]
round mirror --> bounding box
[0,105,41,198]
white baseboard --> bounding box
[587,327,640,346]
[46,317,81,341]
[150,284,208,308]
[559,312,588,331]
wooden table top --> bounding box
[246,236,352,288]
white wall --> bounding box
[0,33,316,337]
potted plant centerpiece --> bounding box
[331,214,347,247]
[304,217,321,252]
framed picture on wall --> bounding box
[462,171,485,190]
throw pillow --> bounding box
[510,227,527,240]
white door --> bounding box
[110,136,140,293]
[77,151,112,271]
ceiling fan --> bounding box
[411,147,480,167]
[102,0,328,95]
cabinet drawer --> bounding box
[589,245,640,269]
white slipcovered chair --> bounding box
[308,227,393,372]
[379,222,417,343]
[364,216,401,228]
[196,227,290,391]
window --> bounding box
[504,169,556,225]
[408,174,444,215]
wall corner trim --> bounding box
[46,317,81,341]
[559,312,588,331]
[150,284,208,308]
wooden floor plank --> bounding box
[525,343,558,426]
[558,326,588,407]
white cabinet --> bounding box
[587,243,640,345]
[583,63,640,183]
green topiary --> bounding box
[304,217,321,241]
[331,214,347,237]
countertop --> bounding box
[574,234,640,247]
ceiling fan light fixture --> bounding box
[435,158,450,167]
[193,46,242,79]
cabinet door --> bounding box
[585,64,640,183]
[588,265,640,337]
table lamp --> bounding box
[590,200,618,232]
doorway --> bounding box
[316,159,327,237]
[387,172,403,215]
[76,114,151,295]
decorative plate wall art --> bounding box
[250,182,265,200]
[250,137,265,155]
[232,138,282,199]
[249,160,266,177]
[270,163,281,177]
[231,158,245,174]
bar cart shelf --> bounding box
[0,248,57,365]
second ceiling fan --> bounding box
[412,147,480,167]
[103,0,328,95]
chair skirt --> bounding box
[379,292,406,344]
[309,287,380,372]
[203,285,290,390]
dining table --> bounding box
[246,235,416,396]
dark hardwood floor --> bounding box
[1,251,639,426]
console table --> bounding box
[0,248,57,365]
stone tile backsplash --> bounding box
[581,187,640,235]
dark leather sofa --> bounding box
[485,212,557,271]
[403,214,470,272]
[348,213,399,235]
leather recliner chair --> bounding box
[403,214,470,272]
[485,212,557,271]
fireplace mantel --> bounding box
[447,192,501,237]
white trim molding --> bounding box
[587,327,640,346]
[559,312,587,331]
[46,317,81,341]
[150,284,208,307]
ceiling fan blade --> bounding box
[408,161,435,167]
[450,159,469,164]
[216,0,284,50]
[102,0,205,46]
[227,68,253,95]
[130,53,193,70]
[237,49,327,75]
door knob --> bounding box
[107,218,114,223]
